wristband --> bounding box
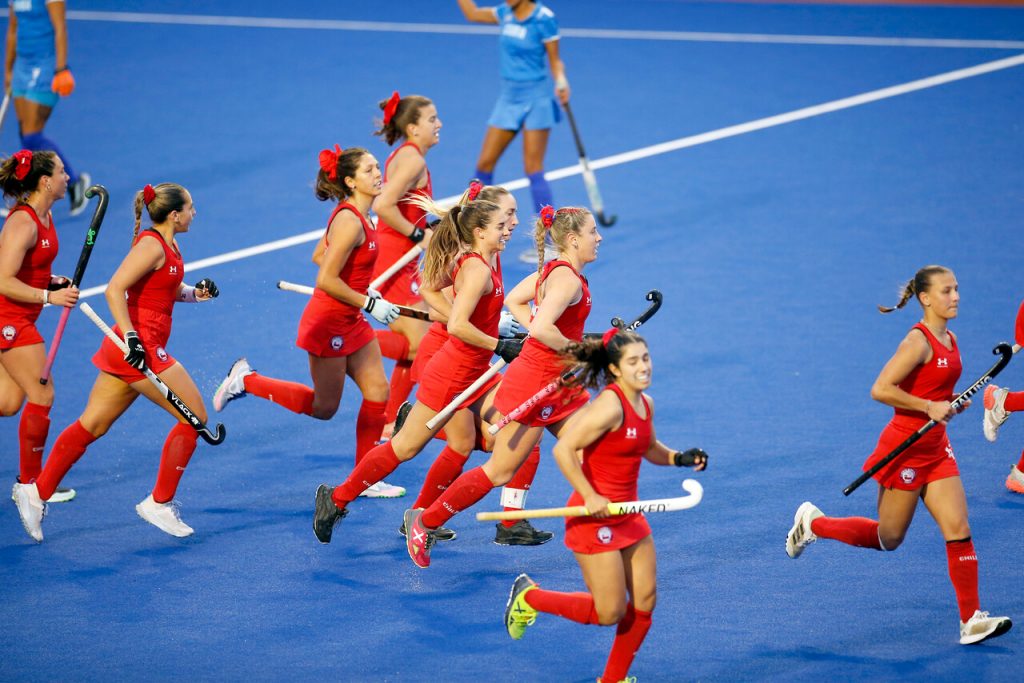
[555,75,569,90]
[409,227,425,244]
[41,288,49,305]
[179,285,198,303]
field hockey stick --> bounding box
[563,101,616,227]
[843,341,1015,496]
[78,303,226,446]
[476,479,703,520]
[426,360,508,430]
[275,280,430,321]
[0,89,10,135]
[370,245,423,291]
[40,185,109,385]
[488,289,663,435]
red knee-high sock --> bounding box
[152,423,198,503]
[601,604,653,683]
[1016,449,1024,471]
[35,420,97,500]
[421,466,494,528]
[356,399,387,464]
[243,372,314,415]
[18,402,51,482]
[332,441,401,508]
[524,588,600,624]
[501,443,540,528]
[376,330,409,361]
[1003,390,1024,412]
[385,361,415,423]
[946,537,980,622]
[811,516,883,550]
[413,446,470,509]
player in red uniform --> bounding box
[785,266,1012,645]
[981,383,1024,493]
[372,92,442,437]
[503,329,708,683]
[312,195,519,544]
[0,149,78,502]
[12,182,219,541]
[403,205,601,567]
[211,146,404,496]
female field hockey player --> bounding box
[12,182,219,540]
[312,195,519,544]
[785,265,1012,645]
[403,205,601,568]
[212,147,405,497]
[4,0,90,215]
[0,149,77,502]
[371,92,442,435]
[982,381,1024,493]
[503,328,707,683]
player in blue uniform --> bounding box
[4,0,89,216]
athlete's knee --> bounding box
[632,587,657,613]
[595,599,628,626]
[79,417,111,439]
[523,159,545,176]
[0,397,25,416]
[945,520,971,541]
[446,432,475,455]
[877,527,906,550]
[310,405,338,420]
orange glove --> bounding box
[51,68,75,97]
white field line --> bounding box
[72,50,1024,300]
[29,10,1024,51]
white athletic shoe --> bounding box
[358,480,407,498]
[959,609,1012,645]
[786,501,823,559]
[212,357,253,412]
[46,487,76,503]
[12,481,46,542]
[136,494,194,537]
[983,385,1010,443]
[1006,464,1024,495]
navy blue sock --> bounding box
[527,171,552,212]
[20,132,77,183]
[474,169,493,185]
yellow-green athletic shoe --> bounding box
[504,573,538,640]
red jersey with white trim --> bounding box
[128,230,183,316]
[447,252,503,363]
[306,203,378,321]
[574,383,652,503]
[0,204,58,321]
[375,141,432,256]
[520,260,591,367]
[891,322,962,433]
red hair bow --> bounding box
[539,205,555,229]
[12,150,33,180]
[382,91,401,126]
[467,180,483,201]
[142,184,156,206]
[319,144,343,181]
[601,327,619,348]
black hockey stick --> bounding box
[563,101,616,227]
[611,290,662,331]
[843,342,1014,496]
[79,303,226,446]
[41,184,109,385]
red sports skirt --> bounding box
[92,312,176,383]
[411,322,448,383]
[372,232,422,306]
[564,492,652,554]
[494,349,588,426]
[296,298,374,358]
[0,317,44,350]
[863,419,960,490]
[415,341,496,413]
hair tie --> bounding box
[601,327,619,348]
[467,180,483,202]
[12,150,33,180]
[318,144,343,181]
[539,205,555,229]
[142,184,156,206]
[382,91,401,126]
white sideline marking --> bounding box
[75,51,1024,301]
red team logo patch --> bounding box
[2,325,15,342]
[597,526,613,545]
[539,405,553,420]
[331,336,343,351]
[900,468,917,485]
[156,346,169,362]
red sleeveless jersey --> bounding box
[375,142,432,249]
[128,230,184,316]
[447,252,504,361]
[577,383,653,502]
[892,322,962,430]
[0,204,58,321]
[520,259,591,365]
[307,202,378,317]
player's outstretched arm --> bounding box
[456,0,498,24]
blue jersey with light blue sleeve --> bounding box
[11,0,58,62]
[494,3,559,83]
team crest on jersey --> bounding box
[597,526,613,545]
[900,468,916,485]
[41,239,50,248]
[626,427,637,439]
[156,346,168,362]
[937,357,948,367]
[331,336,344,351]
[2,325,15,342]
[539,405,554,420]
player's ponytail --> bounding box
[878,265,950,314]
[417,197,500,287]
[133,183,189,241]
[373,93,434,146]
[532,206,592,273]
[563,329,646,391]
[0,150,58,204]
[315,146,369,202]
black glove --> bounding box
[195,278,219,299]
[409,227,426,243]
[673,448,709,469]
[495,338,524,364]
[48,275,72,290]
[123,331,146,370]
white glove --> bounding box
[498,310,525,339]
[363,288,400,324]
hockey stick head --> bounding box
[611,290,663,331]
[200,423,227,446]
[596,211,617,227]
[680,478,704,507]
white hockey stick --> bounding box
[476,479,703,520]
[425,359,507,430]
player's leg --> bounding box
[601,536,657,683]
[14,92,88,213]
[522,128,552,212]
[0,360,27,416]
[474,126,517,183]
[347,340,404,498]
[379,314,428,429]
[0,343,53,483]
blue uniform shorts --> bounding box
[487,78,560,132]
[12,58,59,108]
